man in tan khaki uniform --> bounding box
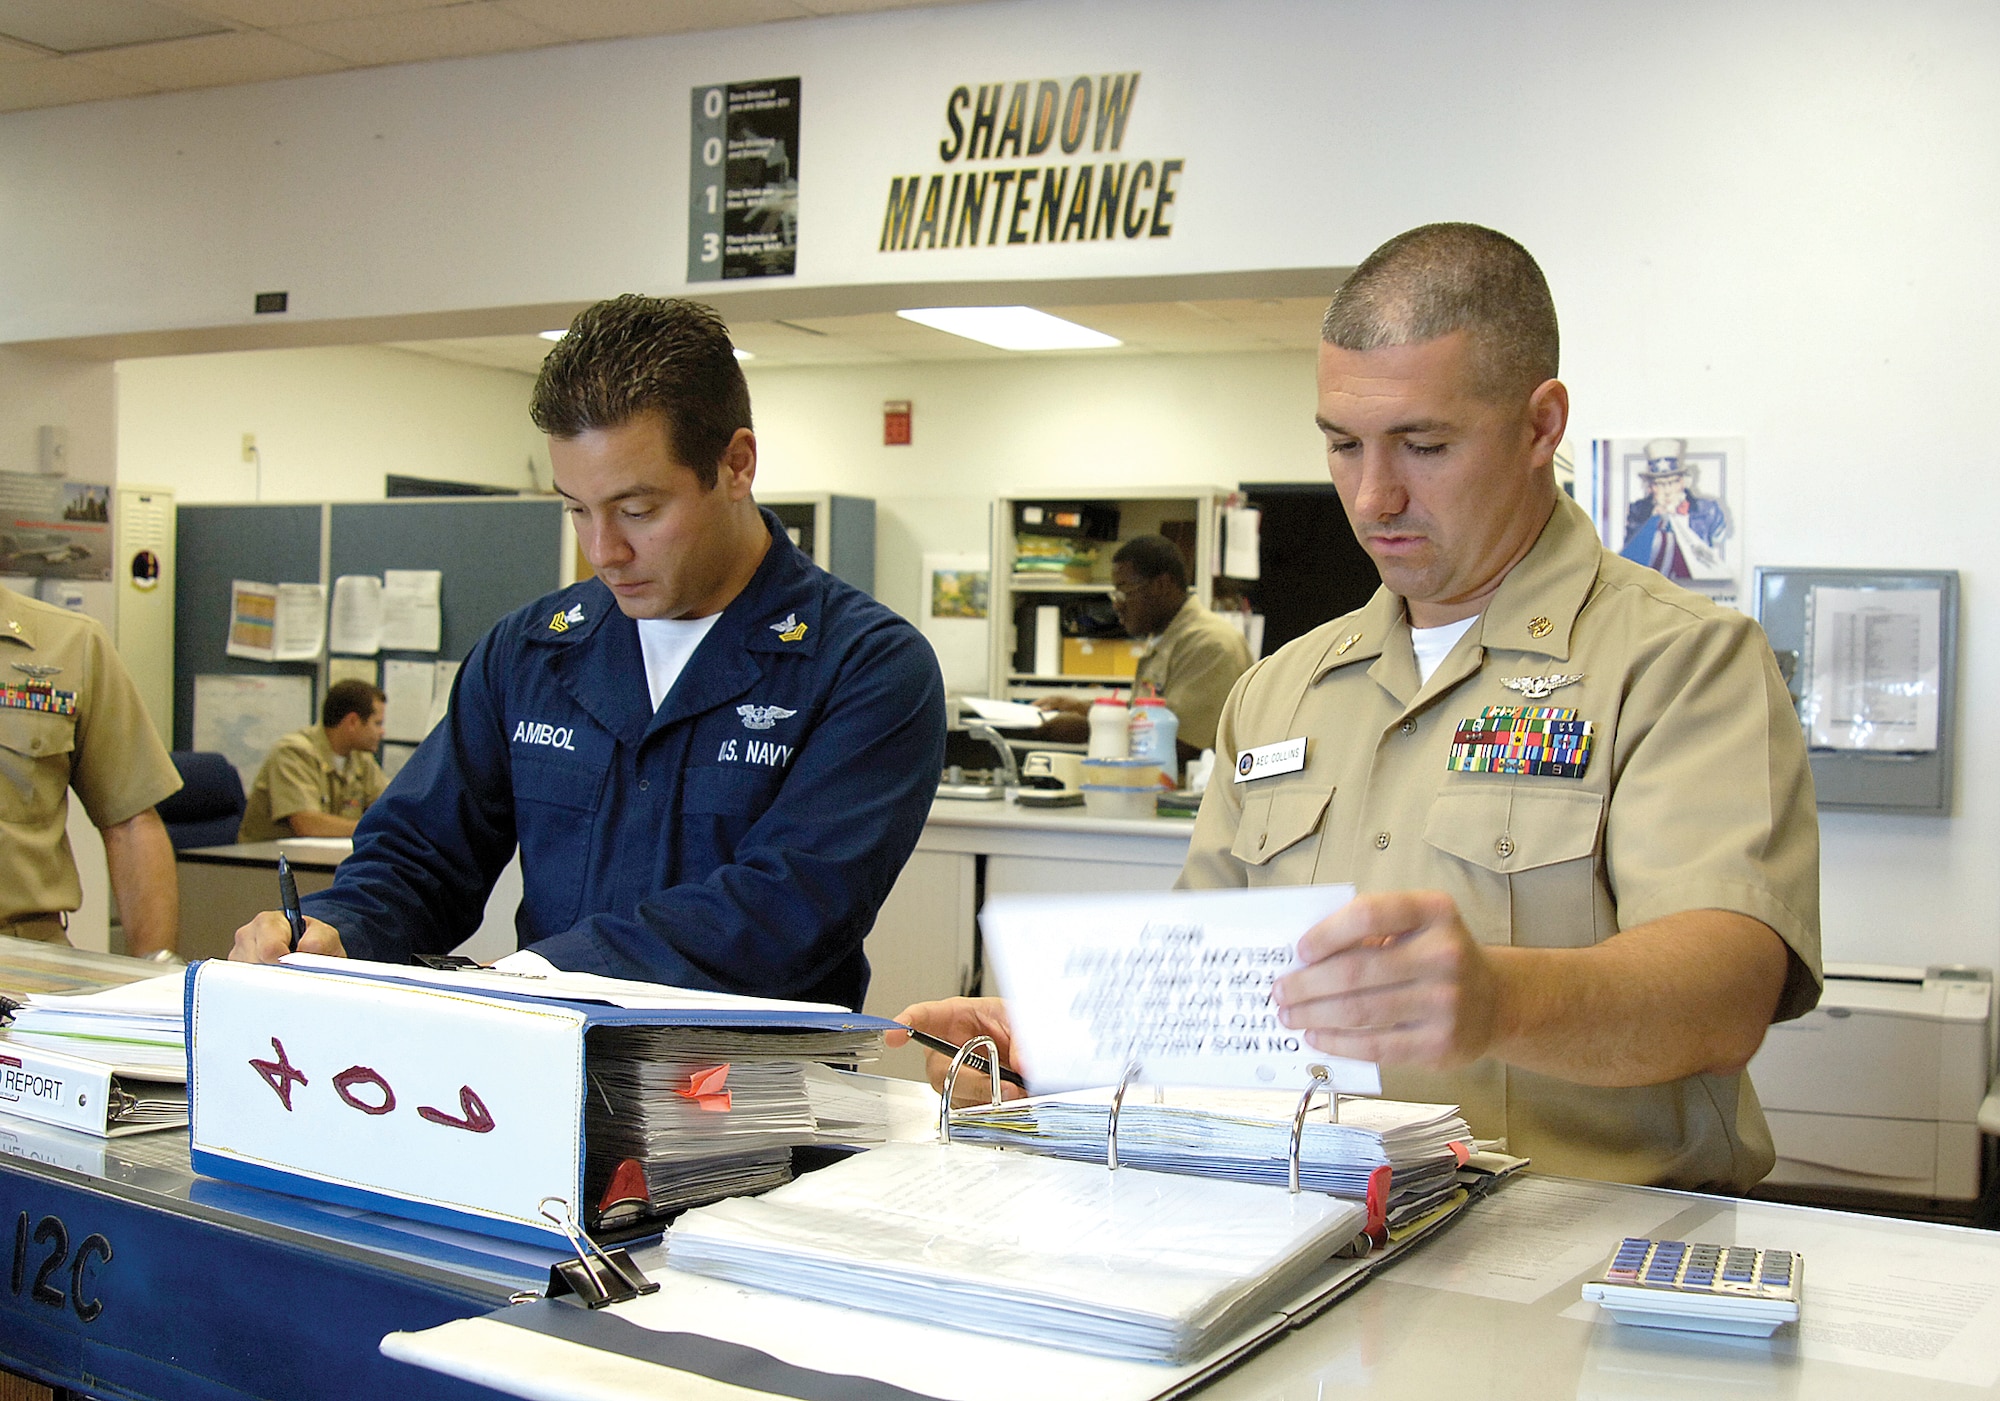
[238,679,389,842]
[0,582,181,955]
[1037,535,1251,762]
[900,223,1820,1194]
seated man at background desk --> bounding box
[1,582,180,955]
[237,678,388,841]
[901,222,1821,1192]
[1035,534,1251,762]
[232,295,946,1009]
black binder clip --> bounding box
[539,1197,659,1309]
[939,1036,1003,1143]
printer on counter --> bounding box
[1749,963,1995,1201]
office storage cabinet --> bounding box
[762,493,875,595]
[988,486,1230,700]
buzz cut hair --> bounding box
[530,294,752,490]
[1320,223,1559,402]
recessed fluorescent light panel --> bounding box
[896,306,1121,352]
[733,348,754,361]
[538,330,566,341]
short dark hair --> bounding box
[530,295,753,489]
[1321,223,1558,401]
[1113,534,1189,590]
[323,679,384,729]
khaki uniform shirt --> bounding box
[238,725,388,843]
[1135,596,1253,751]
[0,584,181,925]
[1180,497,1822,1192]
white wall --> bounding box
[747,349,1323,620]
[115,346,547,503]
[1,0,1997,972]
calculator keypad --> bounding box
[1602,1237,1798,1300]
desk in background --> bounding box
[862,796,1194,1079]
[174,841,524,964]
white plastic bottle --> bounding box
[1128,696,1179,784]
[1086,698,1131,758]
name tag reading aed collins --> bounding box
[1233,737,1307,783]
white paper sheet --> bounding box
[225,579,323,662]
[326,656,378,688]
[1222,505,1261,580]
[381,658,437,743]
[193,672,315,795]
[426,659,459,732]
[1386,1174,1682,1303]
[329,574,384,654]
[1804,585,1941,751]
[960,695,1050,728]
[981,886,1380,1095]
[381,568,442,652]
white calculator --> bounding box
[1581,1237,1801,1337]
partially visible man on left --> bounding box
[1,583,180,955]
[231,295,946,1010]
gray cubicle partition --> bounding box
[174,498,566,748]
[172,503,325,750]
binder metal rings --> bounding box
[1105,1060,1146,1170]
[1287,1065,1336,1195]
[938,1035,1004,1144]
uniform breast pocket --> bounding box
[512,753,608,930]
[0,709,76,825]
[683,764,783,818]
[1423,785,1606,948]
[1229,784,1335,886]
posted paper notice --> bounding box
[980,885,1379,1094]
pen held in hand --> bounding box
[901,1026,1028,1089]
[277,854,306,954]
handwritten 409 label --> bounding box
[248,1036,494,1133]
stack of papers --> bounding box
[2,972,187,1074]
[666,1141,1369,1362]
[584,1022,885,1228]
[946,1090,1471,1212]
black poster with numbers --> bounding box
[688,77,800,281]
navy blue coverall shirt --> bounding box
[303,512,946,1010]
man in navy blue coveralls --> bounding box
[231,296,946,1009]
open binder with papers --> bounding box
[186,957,899,1248]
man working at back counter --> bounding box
[233,295,947,1008]
[1035,534,1251,763]
[901,223,1822,1191]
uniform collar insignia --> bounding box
[1501,673,1584,699]
[10,661,61,680]
[770,612,808,643]
[1333,631,1362,656]
[548,603,585,633]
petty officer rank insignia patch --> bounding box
[1,680,78,716]
[1448,706,1593,779]
[770,613,808,643]
[548,603,585,633]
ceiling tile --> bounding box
[0,33,47,61]
[169,0,452,26]
[494,0,809,42]
[0,0,226,54]
[0,56,155,111]
[73,29,346,86]
[792,0,982,12]
[276,1,564,65]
